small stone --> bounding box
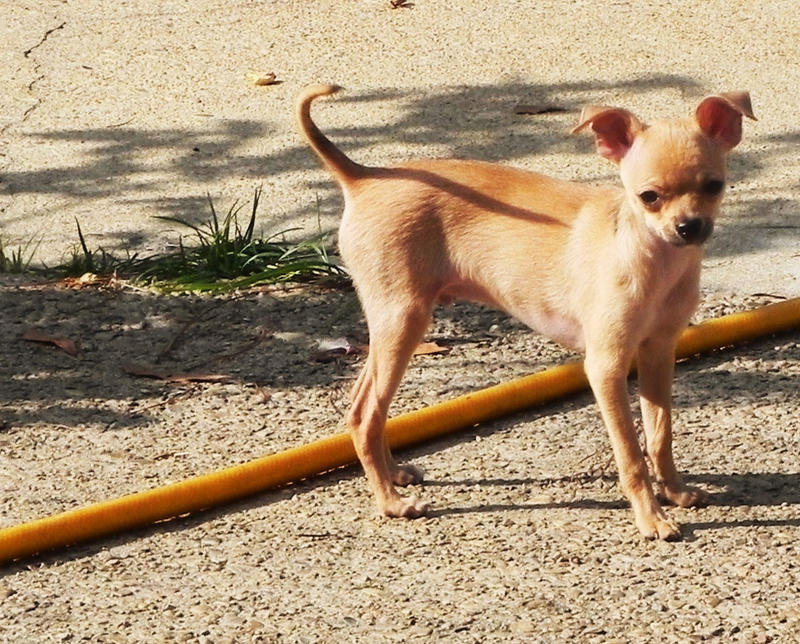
[207,549,227,565]
[220,614,246,628]
[512,619,537,635]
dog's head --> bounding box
[573,92,756,246]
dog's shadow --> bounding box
[420,471,800,537]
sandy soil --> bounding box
[1,1,799,642]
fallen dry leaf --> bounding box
[122,363,231,383]
[60,273,121,290]
[21,328,80,357]
[316,337,357,353]
[312,337,367,363]
[413,341,450,356]
[311,338,449,361]
[245,71,279,86]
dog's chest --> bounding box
[624,248,702,341]
[514,304,585,352]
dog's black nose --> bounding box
[676,218,712,244]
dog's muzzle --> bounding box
[674,217,713,245]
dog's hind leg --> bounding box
[347,298,433,518]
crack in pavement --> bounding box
[23,20,66,58]
[18,21,67,126]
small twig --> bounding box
[106,117,135,128]
[192,326,272,369]
[122,363,233,383]
[514,104,569,115]
[134,388,199,413]
[157,301,227,360]
[157,318,197,360]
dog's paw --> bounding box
[380,495,430,519]
[636,513,682,541]
[657,482,709,508]
[391,463,424,487]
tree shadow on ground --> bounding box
[1,273,797,428]
[0,280,364,430]
[0,120,272,201]
[3,74,793,259]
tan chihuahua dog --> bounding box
[297,84,755,540]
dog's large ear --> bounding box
[695,91,757,151]
[571,106,645,163]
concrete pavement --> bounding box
[1,0,797,295]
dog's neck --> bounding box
[614,197,703,298]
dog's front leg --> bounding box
[584,344,682,540]
[638,336,708,508]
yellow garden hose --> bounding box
[1,297,798,564]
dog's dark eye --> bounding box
[639,190,660,206]
[702,179,725,196]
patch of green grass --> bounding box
[138,188,348,292]
[60,219,141,278]
[0,188,348,293]
[0,236,40,273]
[0,188,349,293]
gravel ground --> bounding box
[1,280,798,642]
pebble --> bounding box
[511,619,537,635]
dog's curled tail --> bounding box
[296,84,365,183]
